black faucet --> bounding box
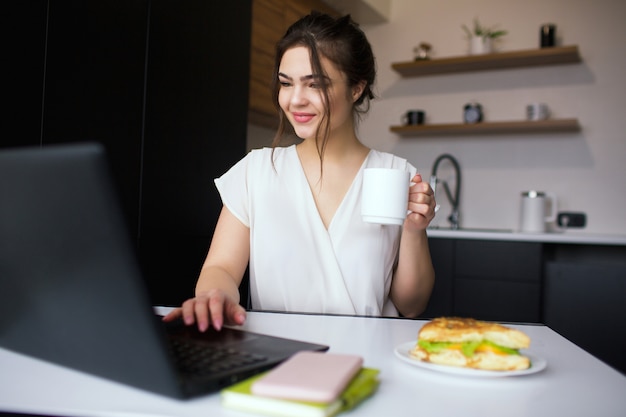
[430,154,461,229]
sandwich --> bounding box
[410,317,531,371]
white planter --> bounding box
[469,36,492,55]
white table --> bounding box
[1,309,625,417]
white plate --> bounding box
[394,341,547,377]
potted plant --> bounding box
[462,18,507,55]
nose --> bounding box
[289,85,308,106]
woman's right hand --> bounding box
[162,288,247,332]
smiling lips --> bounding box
[292,112,315,124]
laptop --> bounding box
[0,142,328,399]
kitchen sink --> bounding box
[427,227,513,233]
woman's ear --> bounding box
[351,80,367,103]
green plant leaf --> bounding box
[461,18,507,39]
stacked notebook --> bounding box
[221,352,380,417]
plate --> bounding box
[394,341,547,377]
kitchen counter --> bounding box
[426,228,626,245]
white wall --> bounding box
[248,0,626,235]
[357,0,626,234]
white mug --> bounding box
[526,103,550,121]
[361,168,410,226]
[519,191,557,233]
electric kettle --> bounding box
[519,191,557,233]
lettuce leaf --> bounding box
[462,341,481,357]
[417,340,454,352]
[481,340,520,355]
[418,339,520,357]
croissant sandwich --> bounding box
[410,317,531,371]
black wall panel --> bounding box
[139,1,251,304]
[2,0,252,305]
[42,0,148,236]
[5,1,48,147]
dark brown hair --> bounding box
[270,12,376,164]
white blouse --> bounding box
[214,145,417,317]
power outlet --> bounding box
[557,212,586,228]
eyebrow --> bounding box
[278,72,328,82]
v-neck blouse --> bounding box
[214,145,417,317]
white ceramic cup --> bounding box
[526,103,550,121]
[361,168,410,226]
[519,190,557,233]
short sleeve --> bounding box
[214,153,252,227]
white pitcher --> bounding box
[519,191,557,233]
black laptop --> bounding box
[0,142,327,399]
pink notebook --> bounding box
[251,351,363,403]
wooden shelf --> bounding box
[391,45,581,77]
[389,119,581,137]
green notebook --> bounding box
[221,367,380,417]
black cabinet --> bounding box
[544,247,626,375]
[3,1,252,306]
[420,238,454,318]
[422,238,543,323]
[425,237,626,374]
[454,240,543,322]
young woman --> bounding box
[164,12,436,331]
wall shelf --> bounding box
[389,119,581,137]
[391,45,581,77]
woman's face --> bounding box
[277,46,358,141]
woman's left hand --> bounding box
[405,173,436,231]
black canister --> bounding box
[540,24,556,47]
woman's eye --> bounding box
[310,78,329,89]
[279,81,291,87]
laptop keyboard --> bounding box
[168,336,268,377]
